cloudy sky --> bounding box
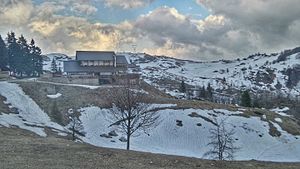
[1,0,300,60]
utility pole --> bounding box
[132,44,137,53]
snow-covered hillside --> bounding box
[119,49,300,99]
[0,82,67,136]
[64,106,300,162]
[42,48,300,101]
[0,81,299,162]
[43,53,71,72]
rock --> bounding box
[196,123,202,127]
[119,137,127,142]
[176,120,183,127]
[108,130,118,137]
[100,134,112,138]
[188,112,201,118]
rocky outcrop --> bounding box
[285,64,300,88]
[276,47,300,62]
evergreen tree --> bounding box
[7,32,19,75]
[199,86,206,99]
[6,32,43,77]
[0,35,8,70]
[17,35,31,77]
[241,90,252,107]
[206,83,213,101]
[51,58,58,73]
[179,80,186,93]
[29,39,43,76]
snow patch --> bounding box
[275,118,283,123]
[77,106,300,162]
[47,93,62,99]
[271,107,291,117]
[0,82,66,136]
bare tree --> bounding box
[68,115,84,141]
[204,118,239,160]
[105,86,160,150]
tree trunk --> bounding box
[127,110,131,150]
[72,128,75,141]
[126,133,130,150]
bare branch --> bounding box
[104,85,160,150]
[204,118,240,160]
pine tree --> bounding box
[17,35,31,77]
[179,80,186,93]
[51,58,58,73]
[6,32,43,77]
[241,90,251,107]
[0,35,8,70]
[7,32,19,75]
[29,39,43,76]
[206,83,213,101]
[199,86,206,99]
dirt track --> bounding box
[0,127,299,169]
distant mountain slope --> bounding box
[43,48,300,101]
[120,47,300,100]
[43,53,72,72]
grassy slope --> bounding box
[17,81,300,136]
[0,127,300,169]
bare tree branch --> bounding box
[105,85,160,150]
[204,118,240,160]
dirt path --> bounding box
[0,127,299,169]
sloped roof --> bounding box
[116,55,129,65]
[76,51,115,61]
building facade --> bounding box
[64,51,138,85]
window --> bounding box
[81,61,88,66]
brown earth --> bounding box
[0,127,300,169]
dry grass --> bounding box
[17,81,111,125]
[0,95,10,114]
[233,108,300,136]
[16,81,300,136]
[0,127,300,169]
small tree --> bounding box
[206,83,213,101]
[179,80,186,93]
[199,86,206,99]
[51,58,58,73]
[241,90,251,107]
[204,119,239,160]
[105,86,160,150]
[0,35,8,70]
[68,115,84,141]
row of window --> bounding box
[81,61,114,66]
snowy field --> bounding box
[78,106,300,162]
[0,81,300,162]
[123,52,300,98]
[44,52,300,99]
[0,82,67,136]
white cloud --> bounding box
[197,0,300,54]
[0,0,33,26]
[134,7,241,60]
[104,0,154,9]
[1,0,300,60]
[71,3,98,15]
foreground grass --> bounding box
[0,127,299,169]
